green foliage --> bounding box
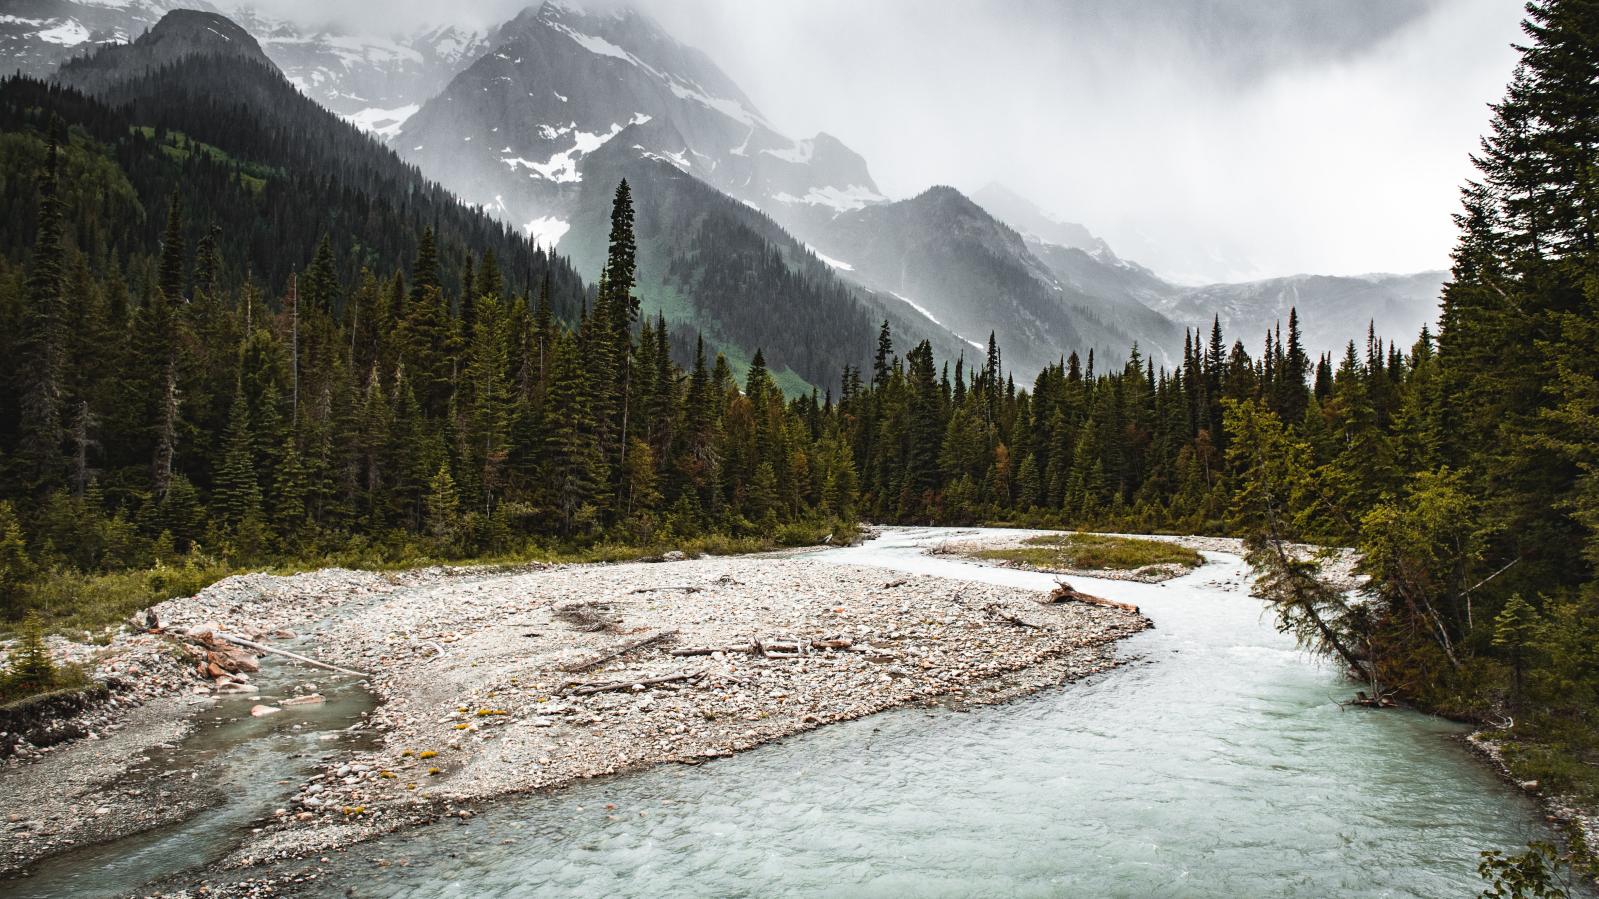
[1478,841,1572,899]
[973,533,1203,572]
[1,612,59,699]
[0,502,34,617]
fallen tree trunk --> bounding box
[563,671,701,696]
[670,643,756,656]
[671,636,855,657]
[1044,582,1139,613]
[984,605,1042,629]
[559,628,679,673]
[214,632,371,678]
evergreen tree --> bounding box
[214,387,261,528]
[16,130,67,494]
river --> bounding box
[291,527,1565,897]
[6,527,1573,897]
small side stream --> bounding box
[3,642,377,899]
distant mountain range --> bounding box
[4,0,1449,386]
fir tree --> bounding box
[214,387,261,528]
[16,130,67,493]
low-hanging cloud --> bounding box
[223,0,1526,283]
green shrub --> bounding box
[972,532,1204,572]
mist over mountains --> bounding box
[6,0,1447,387]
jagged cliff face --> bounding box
[395,1,882,248]
[231,10,490,138]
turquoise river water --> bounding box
[5,527,1580,897]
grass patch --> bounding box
[971,532,1203,572]
[21,559,241,635]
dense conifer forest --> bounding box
[0,0,1597,809]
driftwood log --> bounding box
[561,671,701,696]
[213,632,371,678]
[1045,582,1139,613]
[558,628,679,673]
[984,605,1042,629]
[670,643,755,657]
[670,635,856,657]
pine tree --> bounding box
[16,130,67,493]
[398,284,456,417]
[214,387,261,528]
[0,502,34,617]
[157,193,187,304]
[3,612,58,696]
[410,227,441,306]
[271,437,310,534]
[1493,594,1539,706]
[545,330,608,534]
[425,461,461,542]
[872,320,893,388]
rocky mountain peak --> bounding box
[54,8,276,95]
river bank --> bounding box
[0,548,1145,894]
[172,527,1570,898]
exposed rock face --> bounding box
[396,2,882,246]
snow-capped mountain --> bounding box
[228,7,489,139]
[973,186,1445,357]
[395,1,882,247]
[394,1,1194,377]
[0,0,221,77]
[0,0,488,141]
[3,0,1446,378]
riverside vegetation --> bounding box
[0,0,1598,892]
[965,533,1205,578]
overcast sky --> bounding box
[233,0,1527,284]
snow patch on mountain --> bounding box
[805,245,854,272]
[524,215,570,249]
[503,116,647,183]
[635,146,692,171]
[762,139,814,165]
[546,21,646,68]
[663,78,765,128]
[344,103,420,138]
[890,291,944,327]
[39,18,91,44]
[772,184,886,214]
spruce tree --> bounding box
[214,387,262,528]
[0,502,34,617]
[16,131,67,494]
[157,193,186,304]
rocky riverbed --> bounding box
[0,551,1146,893]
